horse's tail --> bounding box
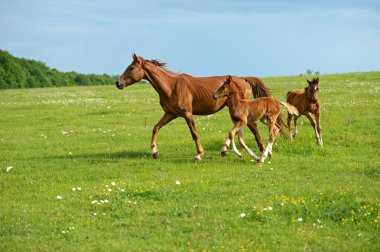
[276,102,299,138]
[280,102,299,116]
[244,77,271,99]
[275,113,288,138]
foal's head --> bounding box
[213,75,234,100]
[306,77,320,103]
[115,53,146,90]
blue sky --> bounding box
[1,0,379,77]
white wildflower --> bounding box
[240,213,246,218]
[91,200,98,204]
[111,182,116,186]
[175,180,181,185]
[72,187,76,192]
[56,195,63,200]
[297,217,303,222]
[6,166,13,172]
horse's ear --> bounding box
[316,77,319,84]
[132,53,138,62]
[307,79,312,85]
[228,75,232,83]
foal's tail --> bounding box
[244,77,271,99]
[280,102,299,116]
[276,102,299,138]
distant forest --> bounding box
[0,49,117,89]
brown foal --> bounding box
[213,76,298,163]
[286,77,323,146]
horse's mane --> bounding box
[146,59,167,69]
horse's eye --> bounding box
[129,66,134,71]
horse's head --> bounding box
[213,75,233,100]
[115,53,145,90]
[306,77,319,103]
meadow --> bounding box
[0,72,379,251]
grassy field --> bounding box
[0,72,379,251]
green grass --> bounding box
[0,72,379,251]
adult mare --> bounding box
[115,54,271,160]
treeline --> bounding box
[0,49,117,89]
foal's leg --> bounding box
[306,113,322,146]
[151,112,177,159]
[293,115,300,139]
[315,111,323,147]
[259,119,278,163]
[247,122,265,153]
[287,113,294,140]
[228,121,246,158]
[237,127,260,161]
[221,124,246,156]
[183,112,204,161]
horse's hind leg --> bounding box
[247,122,265,153]
[287,113,293,140]
[259,120,278,163]
[293,115,300,139]
[184,112,204,161]
[151,113,177,159]
[237,127,260,161]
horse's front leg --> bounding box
[151,112,177,159]
[228,121,246,158]
[306,113,321,146]
[183,112,204,161]
[315,111,323,147]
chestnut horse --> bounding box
[213,76,298,163]
[115,53,270,160]
[286,77,323,146]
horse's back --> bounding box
[286,90,303,104]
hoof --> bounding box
[152,152,159,159]
[221,151,228,157]
[194,156,202,162]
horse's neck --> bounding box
[227,92,243,111]
[143,64,175,98]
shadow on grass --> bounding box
[35,150,149,162]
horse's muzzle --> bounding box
[115,81,124,90]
